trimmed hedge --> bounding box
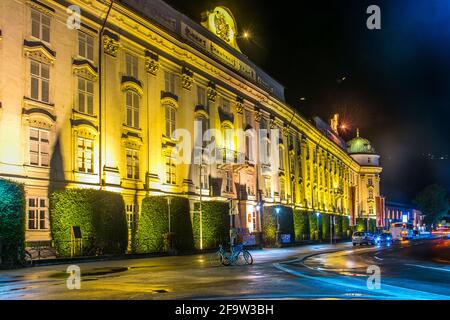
[335,215,343,239]
[293,209,309,241]
[262,206,294,245]
[0,179,25,265]
[193,201,229,249]
[342,216,351,238]
[309,212,320,240]
[321,214,330,240]
[355,218,377,233]
[50,189,128,256]
[133,196,167,253]
[133,196,194,253]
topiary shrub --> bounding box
[342,216,351,238]
[262,206,294,246]
[356,218,367,232]
[0,179,25,265]
[293,209,310,241]
[50,189,128,256]
[169,197,195,251]
[335,215,343,239]
[192,201,229,249]
[133,196,167,253]
[309,212,320,240]
[321,214,330,240]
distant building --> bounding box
[385,201,424,227]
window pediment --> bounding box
[22,108,54,130]
[24,40,55,65]
[71,118,98,133]
[73,59,98,81]
[121,76,143,96]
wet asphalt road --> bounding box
[1,237,449,300]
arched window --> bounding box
[126,90,139,128]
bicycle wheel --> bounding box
[221,254,231,266]
[243,250,253,265]
[208,252,223,267]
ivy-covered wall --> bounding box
[293,209,309,241]
[50,189,128,256]
[192,201,229,249]
[262,206,295,245]
[133,196,194,253]
[0,179,25,265]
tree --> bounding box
[413,185,449,225]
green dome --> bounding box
[347,130,376,154]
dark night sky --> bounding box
[164,0,450,202]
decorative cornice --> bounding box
[160,91,178,102]
[23,40,56,64]
[70,118,98,132]
[22,107,56,129]
[27,0,55,16]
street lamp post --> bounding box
[275,207,281,246]
[316,212,321,241]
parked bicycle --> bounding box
[210,244,253,266]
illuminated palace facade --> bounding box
[0,0,384,243]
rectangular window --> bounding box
[165,156,176,185]
[245,135,252,161]
[78,31,94,61]
[165,104,176,138]
[221,97,230,113]
[29,128,49,167]
[126,91,140,128]
[225,170,233,193]
[125,53,138,79]
[264,176,271,198]
[77,77,94,115]
[368,189,374,199]
[27,197,48,230]
[30,60,50,103]
[77,137,94,173]
[368,178,373,186]
[200,165,208,190]
[126,149,139,180]
[280,179,286,200]
[126,204,138,229]
[164,71,176,94]
[197,86,207,106]
[31,9,50,42]
[279,147,285,170]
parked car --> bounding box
[374,232,393,244]
[352,231,375,246]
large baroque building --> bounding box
[0,0,384,244]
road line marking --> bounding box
[273,262,450,300]
[374,256,383,261]
[405,264,450,273]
